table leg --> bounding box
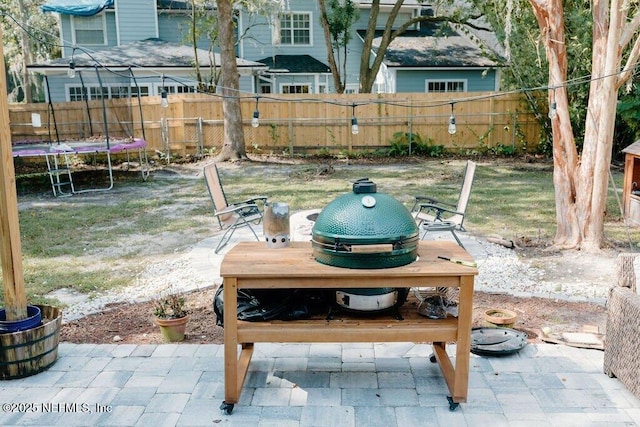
[452,276,474,403]
[223,278,240,405]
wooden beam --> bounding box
[0,26,27,320]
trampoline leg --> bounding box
[73,151,114,194]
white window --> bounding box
[111,86,130,99]
[259,84,272,94]
[90,86,109,100]
[72,14,106,45]
[157,83,197,95]
[425,80,466,93]
[344,83,359,94]
[66,84,152,101]
[131,85,150,98]
[279,12,311,45]
[281,84,310,94]
[68,86,86,101]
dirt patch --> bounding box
[60,286,606,345]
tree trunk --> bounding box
[578,0,624,251]
[191,1,205,92]
[358,0,380,93]
[318,0,344,93]
[17,0,34,102]
[529,0,580,248]
[529,0,640,252]
[215,0,247,161]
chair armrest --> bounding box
[417,203,463,220]
[215,203,261,217]
[411,196,455,212]
[237,196,267,207]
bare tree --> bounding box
[527,0,640,251]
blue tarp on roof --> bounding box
[41,0,114,16]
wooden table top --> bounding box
[220,241,477,279]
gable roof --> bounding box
[359,23,503,68]
[28,38,266,75]
[256,55,331,74]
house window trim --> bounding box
[425,79,467,93]
[279,83,312,94]
[153,82,197,95]
[276,11,313,47]
[344,83,359,94]
[70,13,108,46]
[65,83,152,102]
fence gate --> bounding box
[160,117,204,162]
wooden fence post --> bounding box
[0,27,27,320]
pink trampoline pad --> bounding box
[12,139,146,157]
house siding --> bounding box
[60,11,117,58]
[116,0,157,43]
[158,13,212,49]
[395,69,498,93]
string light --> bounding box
[67,60,75,78]
[448,102,457,135]
[252,97,260,127]
[160,74,169,108]
[548,87,557,120]
[351,103,359,135]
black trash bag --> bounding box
[213,286,331,326]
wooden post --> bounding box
[0,26,28,320]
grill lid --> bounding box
[311,178,419,269]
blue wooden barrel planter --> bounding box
[0,305,62,380]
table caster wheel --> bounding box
[447,396,460,411]
[429,353,437,363]
[220,401,234,415]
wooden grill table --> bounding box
[220,240,478,414]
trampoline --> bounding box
[12,138,149,197]
[13,66,150,196]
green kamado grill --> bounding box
[311,178,419,312]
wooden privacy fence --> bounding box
[8,92,542,159]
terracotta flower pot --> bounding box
[154,315,189,342]
[484,308,517,328]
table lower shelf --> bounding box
[237,316,459,343]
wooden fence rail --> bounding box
[8,92,543,159]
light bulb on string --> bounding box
[351,103,359,135]
[351,116,359,135]
[160,89,169,108]
[448,103,457,135]
[160,74,169,108]
[548,88,557,120]
[67,60,76,78]
[252,97,260,127]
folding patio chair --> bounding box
[411,160,476,246]
[203,162,267,253]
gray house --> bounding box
[32,0,502,102]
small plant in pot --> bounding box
[153,291,189,343]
